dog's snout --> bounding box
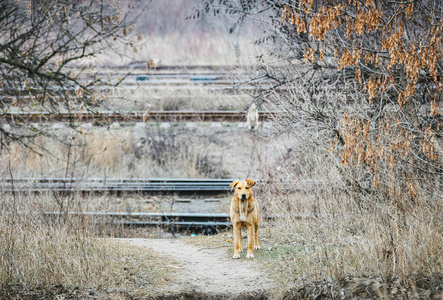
[241,193,247,199]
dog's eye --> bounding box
[246,187,249,189]
[238,187,241,189]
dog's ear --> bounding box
[246,178,256,187]
[230,180,240,191]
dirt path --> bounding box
[118,238,275,298]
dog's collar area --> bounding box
[235,203,256,215]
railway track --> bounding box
[106,74,285,91]
[7,176,325,233]
[116,74,276,87]
[1,178,233,194]
[0,81,282,93]
[102,64,252,70]
[40,210,331,233]
[43,211,231,234]
[85,64,258,78]
[1,177,319,194]
[1,110,277,123]
[1,65,285,96]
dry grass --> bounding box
[0,193,175,298]
[108,88,252,112]
[254,130,443,297]
[265,195,442,277]
[2,125,230,179]
[186,189,443,298]
[257,195,443,298]
[1,122,290,180]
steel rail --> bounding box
[0,83,282,93]
[0,178,233,194]
[0,73,284,95]
[43,211,230,218]
[39,211,331,229]
[4,178,233,183]
[1,110,279,123]
[99,64,258,71]
[122,78,276,85]
[43,211,232,232]
[0,178,321,194]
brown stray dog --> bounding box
[230,179,260,259]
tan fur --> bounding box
[230,179,260,259]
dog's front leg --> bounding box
[239,232,243,252]
[246,224,254,258]
[254,221,260,250]
[233,223,242,259]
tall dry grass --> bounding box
[2,124,227,179]
[0,191,171,296]
[103,85,253,118]
[256,128,443,296]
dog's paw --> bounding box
[232,254,241,259]
[246,253,254,259]
[254,246,261,250]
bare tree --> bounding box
[0,0,144,151]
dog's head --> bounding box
[230,179,256,201]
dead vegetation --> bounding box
[1,124,231,179]
[247,120,443,297]
[104,84,253,112]
[0,193,175,298]
[188,181,443,298]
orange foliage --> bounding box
[282,0,442,194]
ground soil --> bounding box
[118,238,276,299]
